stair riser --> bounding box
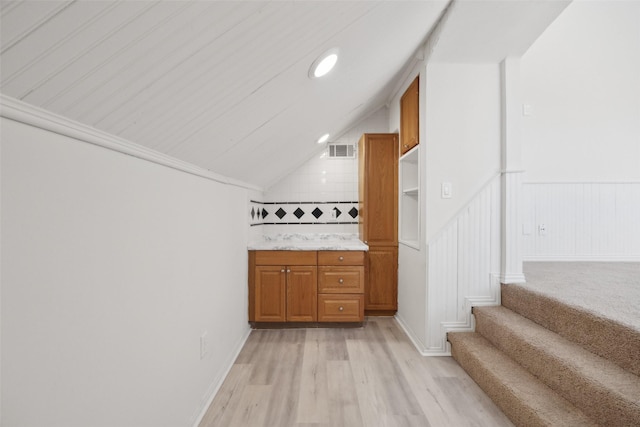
[450,338,550,427]
[502,284,640,377]
[475,310,640,426]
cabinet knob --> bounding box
[287,269,291,273]
[281,269,285,273]
[339,306,344,311]
[339,278,344,284]
[338,256,344,261]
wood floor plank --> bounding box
[326,360,364,427]
[198,364,252,427]
[226,384,272,427]
[263,330,305,426]
[199,318,513,427]
[296,329,329,424]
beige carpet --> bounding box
[448,262,640,427]
[522,262,640,331]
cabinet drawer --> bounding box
[318,266,364,293]
[318,294,364,322]
[254,250,317,266]
[317,251,364,266]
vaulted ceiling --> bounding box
[0,0,448,187]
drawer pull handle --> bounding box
[339,256,344,261]
[339,306,344,311]
[339,278,344,284]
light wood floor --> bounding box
[199,317,514,427]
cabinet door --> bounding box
[400,76,419,155]
[255,266,286,322]
[366,246,398,312]
[287,266,317,322]
[359,134,398,246]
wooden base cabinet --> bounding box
[249,250,365,325]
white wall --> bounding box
[521,0,640,182]
[424,62,502,242]
[520,0,640,260]
[1,117,250,427]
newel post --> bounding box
[500,57,526,284]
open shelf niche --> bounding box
[399,145,420,249]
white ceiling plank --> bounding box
[98,1,308,139]
[1,1,117,83]
[66,2,270,126]
[0,0,71,54]
[109,1,354,143]
[117,2,311,151]
[22,1,190,107]
[40,1,210,114]
[9,1,155,101]
[140,2,377,155]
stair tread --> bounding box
[502,283,640,377]
[475,305,640,401]
[449,331,597,427]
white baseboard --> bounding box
[395,314,454,356]
[394,314,429,355]
[190,327,252,427]
[499,273,526,284]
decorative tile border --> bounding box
[250,200,359,226]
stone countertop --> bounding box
[247,233,368,251]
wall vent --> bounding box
[328,143,355,158]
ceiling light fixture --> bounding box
[317,133,330,144]
[309,48,339,78]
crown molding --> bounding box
[0,95,263,192]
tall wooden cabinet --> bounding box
[358,133,398,315]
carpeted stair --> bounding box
[448,283,640,427]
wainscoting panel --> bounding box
[426,176,502,354]
[523,183,640,261]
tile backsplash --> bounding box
[250,200,359,225]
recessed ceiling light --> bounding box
[309,48,339,78]
[317,133,330,144]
